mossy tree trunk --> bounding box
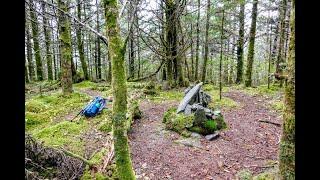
[195,0,200,81]
[271,20,279,65]
[41,2,53,81]
[201,0,211,83]
[29,0,43,81]
[26,21,35,81]
[279,0,295,178]
[104,0,135,179]
[58,0,73,95]
[276,0,287,88]
[76,0,89,80]
[165,0,175,86]
[236,1,245,84]
[96,0,102,79]
[244,0,258,87]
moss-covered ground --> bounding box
[26,81,283,179]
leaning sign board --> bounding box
[176,82,203,114]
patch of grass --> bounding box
[269,99,284,112]
[203,120,217,132]
[230,84,282,97]
[150,89,184,103]
[25,92,91,131]
[206,88,239,110]
[32,120,88,156]
[74,81,97,89]
[236,169,253,180]
[96,109,113,133]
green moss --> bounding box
[205,87,239,110]
[150,89,184,103]
[74,80,97,89]
[163,108,194,135]
[214,113,227,130]
[25,92,90,131]
[90,148,108,165]
[269,99,284,112]
[203,120,217,132]
[33,120,88,155]
[236,169,253,180]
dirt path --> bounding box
[129,90,282,180]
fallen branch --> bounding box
[258,120,281,127]
[60,148,94,167]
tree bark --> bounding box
[41,2,54,80]
[104,0,135,179]
[26,21,35,81]
[195,0,200,81]
[201,0,211,83]
[244,0,259,87]
[76,0,89,80]
[58,0,73,95]
[219,9,225,100]
[96,0,102,79]
[29,0,43,81]
[236,1,245,84]
[276,0,288,87]
[279,0,295,178]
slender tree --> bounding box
[236,1,245,84]
[279,0,295,178]
[201,0,211,83]
[76,0,89,80]
[41,2,53,80]
[29,0,43,81]
[219,9,225,100]
[276,0,288,87]
[58,0,73,94]
[26,21,35,81]
[244,0,259,87]
[96,0,102,79]
[195,0,200,81]
[104,0,135,178]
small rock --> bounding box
[217,161,224,168]
[190,132,202,139]
[205,132,220,141]
[142,163,147,169]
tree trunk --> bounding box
[224,41,230,84]
[195,0,200,81]
[58,0,73,95]
[190,23,194,82]
[29,0,43,81]
[104,0,135,178]
[25,59,29,83]
[219,9,225,100]
[279,0,295,178]
[165,0,175,86]
[201,0,211,83]
[96,0,102,79]
[76,0,89,80]
[26,21,35,81]
[41,2,53,81]
[244,0,259,87]
[276,0,288,87]
[236,1,245,84]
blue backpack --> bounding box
[81,96,106,117]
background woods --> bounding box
[25,0,295,179]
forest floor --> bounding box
[129,88,283,180]
[25,81,283,179]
